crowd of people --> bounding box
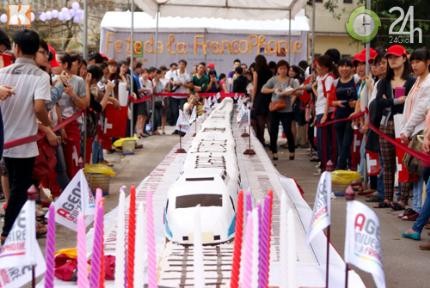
[250,44,430,251]
[0,27,428,253]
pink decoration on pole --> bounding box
[95,188,103,207]
[245,192,252,214]
[146,191,157,288]
[44,204,56,288]
[258,197,271,288]
[89,203,103,287]
[241,212,253,288]
[77,213,89,288]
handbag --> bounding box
[402,131,424,176]
[269,100,287,112]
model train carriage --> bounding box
[164,170,237,245]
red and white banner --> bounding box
[393,114,416,183]
[366,151,381,177]
[103,105,128,138]
[52,169,95,231]
[350,130,363,170]
[307,171,331,243]
[345,201,385,288]
[0,200,46,287]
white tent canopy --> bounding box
[100,11,310,35]
[135,0,307,20]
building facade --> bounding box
[306,0,363,58]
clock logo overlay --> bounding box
[346,6,381,43]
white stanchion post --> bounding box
[114,187,126,287]
[280,191,288,288]
[134,203,145,287]
[287,209,296,288]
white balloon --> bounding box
[58,11,65,21]
[39,13,47,22]
[63,10,71,21]
[72,1,80,10]
[51,10,59,19]
[76,9,84,18]
[73,15,81,24]
[69,8,75,17]
[61,7,69,14]
[0,14,7,24]
[30,12,35,22]
[45,11,52,20]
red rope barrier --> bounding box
[367,123,430,165]
[315,111,366,128]
[3,111,83,149]
[129,92,245,104]
[314,108,430,165]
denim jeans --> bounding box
[412,176,424,213]
[169,98,187,126]
[377,163,385,200]
[358,134,367,178]
[334,121,353,170]
[92,139,104,164]
[55,145,69,190]
[153,103,162,131]
[412,178,430,233]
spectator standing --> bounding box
[152,69,167,134]
[171,59,193,128]
[57,53,89,178]
[314,55,337,173]
[232,66,248,94]
[227,59,241,91]
[207,71,220,93]
[374,44,415,209]
[0,30,53,241]
[192,62,209,92]
[252,54,273,146]
[330,58,358,169]
[218,73,228,93]
[398,48,430,217]
[262,60,299,160]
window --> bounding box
[185,177,214,181]
[176,194,223,208]
[344,0,352,3]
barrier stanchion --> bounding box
[243,123,256,155]
[175,124,186,154]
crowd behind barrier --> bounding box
[0,28,428,252]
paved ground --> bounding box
[32,129,428,287]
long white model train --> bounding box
[164,98,240,245]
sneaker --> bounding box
[401,230,421,241]
[310,156,320,162]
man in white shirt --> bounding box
[170,59,193,129]
[0,30,53,240]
